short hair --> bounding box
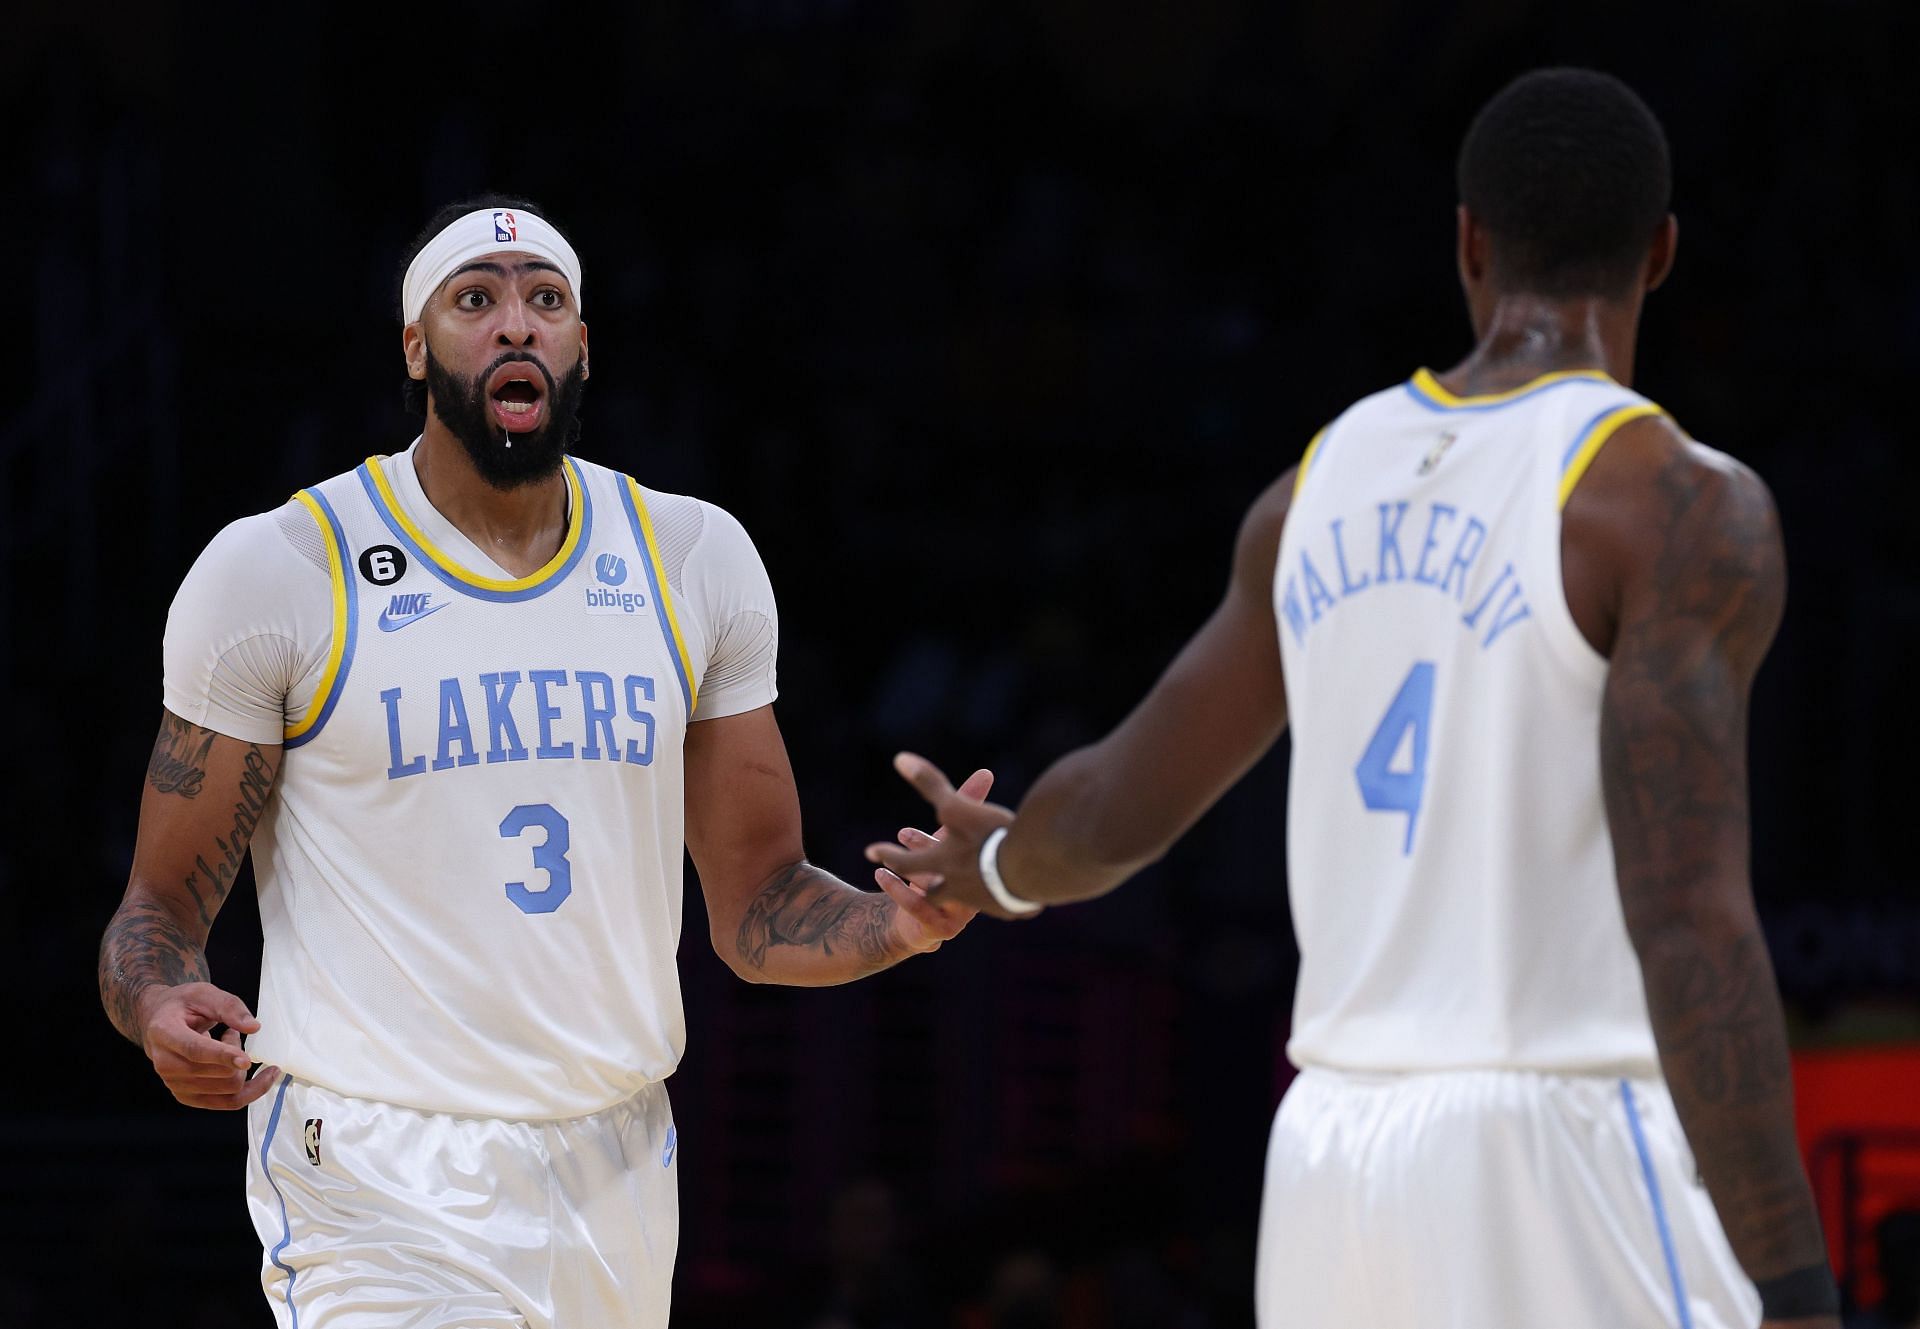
[397,193,573,415]
[1456,68,1672,298]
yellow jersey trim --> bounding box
[1293,426,1329,500]
[1557,404,1667,509]
[362,453,586,593]
[626,478,699,713]
[1411,366,1614,408]
[285,490,349,742]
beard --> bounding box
[424,345,587,490]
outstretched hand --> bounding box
[866,753,1031,921]
[873,765,1002,952]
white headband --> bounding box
[401,207,583,324]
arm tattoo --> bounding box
[180,746,276,928]
[735,862,906,978]
[1601,449,1825,1279]
[98,901,212,1045]
[102,717,282,1044]
[146,710,217,797]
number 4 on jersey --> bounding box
[1354,662,1435,855]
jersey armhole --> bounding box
[1546,400,1675,682]
[1557,403,1668,509]
[618,476,700,715]
[1293,422,1333,500]
[283,488,357,748]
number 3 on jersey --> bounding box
[1354,663,1435,855]
[500,804,573,914]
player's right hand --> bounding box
[137,982,281,1110]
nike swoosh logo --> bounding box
[377,603,449,633]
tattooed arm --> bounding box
[99,708,285,1109]
[684,704,987,985]
[1571,418,1833,1317]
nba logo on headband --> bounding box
[403,207,581,324]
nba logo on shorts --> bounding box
[494,210,517,242]
[303,1118,324,1167]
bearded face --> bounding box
[423,343,587,490]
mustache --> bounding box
[479,352,558,398]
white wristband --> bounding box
[978,827,1043,916]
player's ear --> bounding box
[1643,214,1678,293]
[403,323,428,382]
[579,322,589,381]
[1456,205,1490,286]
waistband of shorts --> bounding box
[1291,1061,1663,1088]
[275,1073,669,1125]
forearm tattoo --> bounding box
[98,901,211,1045]
[1600,453,1823,1278]
[102,717,281,1044]
[735,862,906,977]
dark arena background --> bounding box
[7,4,1918,1326]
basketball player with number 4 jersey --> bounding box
[99,195,990,1329]
[869,71,1839,1328]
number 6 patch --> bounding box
[358,545,408,586]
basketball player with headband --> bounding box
[99,195,990,1328]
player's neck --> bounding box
[1447,293,1640,394]
[412,427,571,578]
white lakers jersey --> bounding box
[163,443,778,1118]
[1276,368,1670,1076]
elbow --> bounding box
[710,927,768,985]
[1621,891,1762,972]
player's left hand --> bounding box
[866,753,1027,920]
[874,765,996,952]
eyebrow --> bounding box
[445,259,568,282]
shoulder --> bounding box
[599,472,774,610]
[1571,416,1784,667]
[577,457,740,546]
[1311,380,1424,450]
[169,502,336,645]
[687,497,757,550]
[679,499,773,604]
[625,481,762,566]
[1569,415,1781,579]
[184,502,333,587]
[1230,466,1301,601]
[165,502,337,715]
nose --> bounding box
[495,294,535,347]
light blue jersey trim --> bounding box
[618,480,696,714]
[1562,402,1635,471]
[354,458,594,603]
[259,1076,300,1328]
[285,488,357,750]
[1621,1079,1693,1329]
[1404,373,1612,414]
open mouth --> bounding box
[486,363,549,432]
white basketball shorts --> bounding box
[244,1075,678,1328]
[1254,1067,1761,1328]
